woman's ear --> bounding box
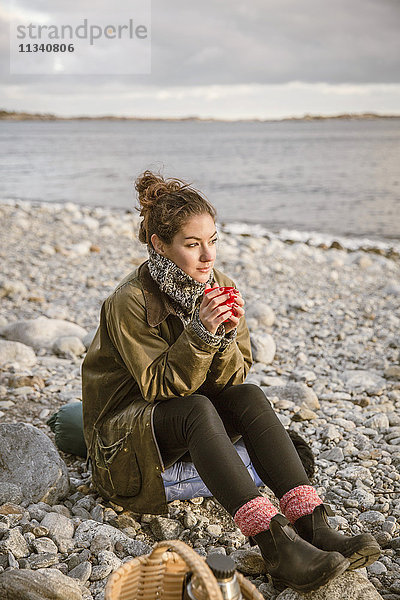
[151,233,165,254]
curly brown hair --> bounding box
[134,170,217,248]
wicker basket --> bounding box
[105,539,264,600]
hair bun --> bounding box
[135,170,185,210]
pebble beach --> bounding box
[0,199,400,600]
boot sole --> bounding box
[271,556,349,593]
[344,543,381,570]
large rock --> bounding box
[341,370,386,395]
[74,520,151,557]
[250,333,276,364]
[0,423,69,504]
[262,382,320,411]
[53,336,86,358]
[276,570,382,599]
[246,304,276,328]
[0,339,37,367]
[0,568,83,600]
[0,317,87,350]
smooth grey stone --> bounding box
[90,505,104,523]
[358,511,386,527]
[382,520,397,535]
[0,423,69,505]
[206,524,222,537]
[31,537,58,555]
[348,489,375,511]
[67,550,90,573]
[250,333,276,364]
[41,513,75,554]
[71,507,92,520]
[336,465,371,482]
[367,561,387,575]
[230,549,267,575]
[97,550,122,571]
[341,370,386,395]
[275,570,383,599]
[150,516,184,541]
[319,447,344,463]
[321,424,342,442]
[246,304,275,327]
[364,414,390,431]
[7,551,19,569]
[29,553,59,569]
[0,317,87,351]
[53,336,86,358]
[89,563,112,582]
[0,567,83,599]
[0,529,29,559]
[263,382,320,410]
[68,561,92,583]
[74,520,151,557]
[0,340,37,367]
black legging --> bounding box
[153,383,310,516]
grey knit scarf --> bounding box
[147,245,237,349]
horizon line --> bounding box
[1,109,400,122]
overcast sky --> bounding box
[1,0,400,119]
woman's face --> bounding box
[151,213,218,283]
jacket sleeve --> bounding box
[106,284,221,403]
[197,312,253,398]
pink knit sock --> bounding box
[279,485,323,524]
[233,496,279,536]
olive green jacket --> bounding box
[81,261,253,515]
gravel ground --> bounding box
[0,200,399,599]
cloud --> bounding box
[0,0,399,116]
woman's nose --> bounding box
[200,247,213,260]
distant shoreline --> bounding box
[1,109,400,122]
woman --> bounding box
[82,171,380,593]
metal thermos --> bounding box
[183,554,243,600]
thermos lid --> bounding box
[206,554,236,579]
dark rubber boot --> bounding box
[252,514,349,593]
[294,504,381,570]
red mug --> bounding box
[204,286,239,322]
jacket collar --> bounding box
[138,261,178,327]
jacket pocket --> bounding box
[93,430,141,497]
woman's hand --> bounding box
[199,283,245,335]
[223,290,245,334]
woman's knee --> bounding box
[223,383,273,410]
[183,394,225,430]
[185,393,220,418]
